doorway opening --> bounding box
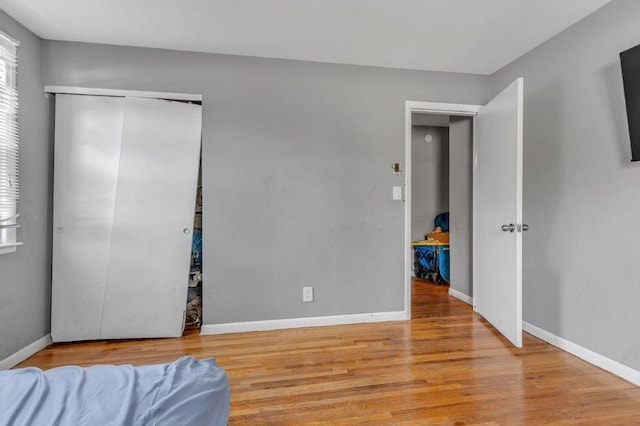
[404,78,524,348]
[410,115,450,288]
[404,102,481,320]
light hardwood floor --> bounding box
[17,280,640,424]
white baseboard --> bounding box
[0,334,52,370]
[201,311,407,335]
[523,322,640,386]
[448,288,473,305]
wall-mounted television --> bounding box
[621,44,640,162]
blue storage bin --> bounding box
[412,241,450,284]
[413,245,437,272]
[439,246,450,283]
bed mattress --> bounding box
[0,356,230,426]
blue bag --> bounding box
[434,212,449,232]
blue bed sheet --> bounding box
[0,356,230,426]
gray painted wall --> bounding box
[491,0,640,371]
[448,116,473,297]
[42,41,489,324]
[411,125,449,241]
[0,11,52,361]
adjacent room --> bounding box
[1,0,640,424]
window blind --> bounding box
[0,31,20,254]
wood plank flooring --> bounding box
[17,280,640,424]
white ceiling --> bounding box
[0,0,613,75]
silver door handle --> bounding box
[501,223,516,232]
[522,224,529,232]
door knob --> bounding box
[501,223,516,232]
[522,224,529,232]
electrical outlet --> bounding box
[303,286,313,302]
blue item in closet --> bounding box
[191,230,202,266]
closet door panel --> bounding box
[100,97,202,339]
[51,95,125,342]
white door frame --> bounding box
[404,101,482,318]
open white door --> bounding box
[474,78,524,347]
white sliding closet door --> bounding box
[51,94,202,342]
[52,95,125,342]
[101,97,202,338]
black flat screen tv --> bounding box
[621,44,640,162]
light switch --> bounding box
[392,186,403,201]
